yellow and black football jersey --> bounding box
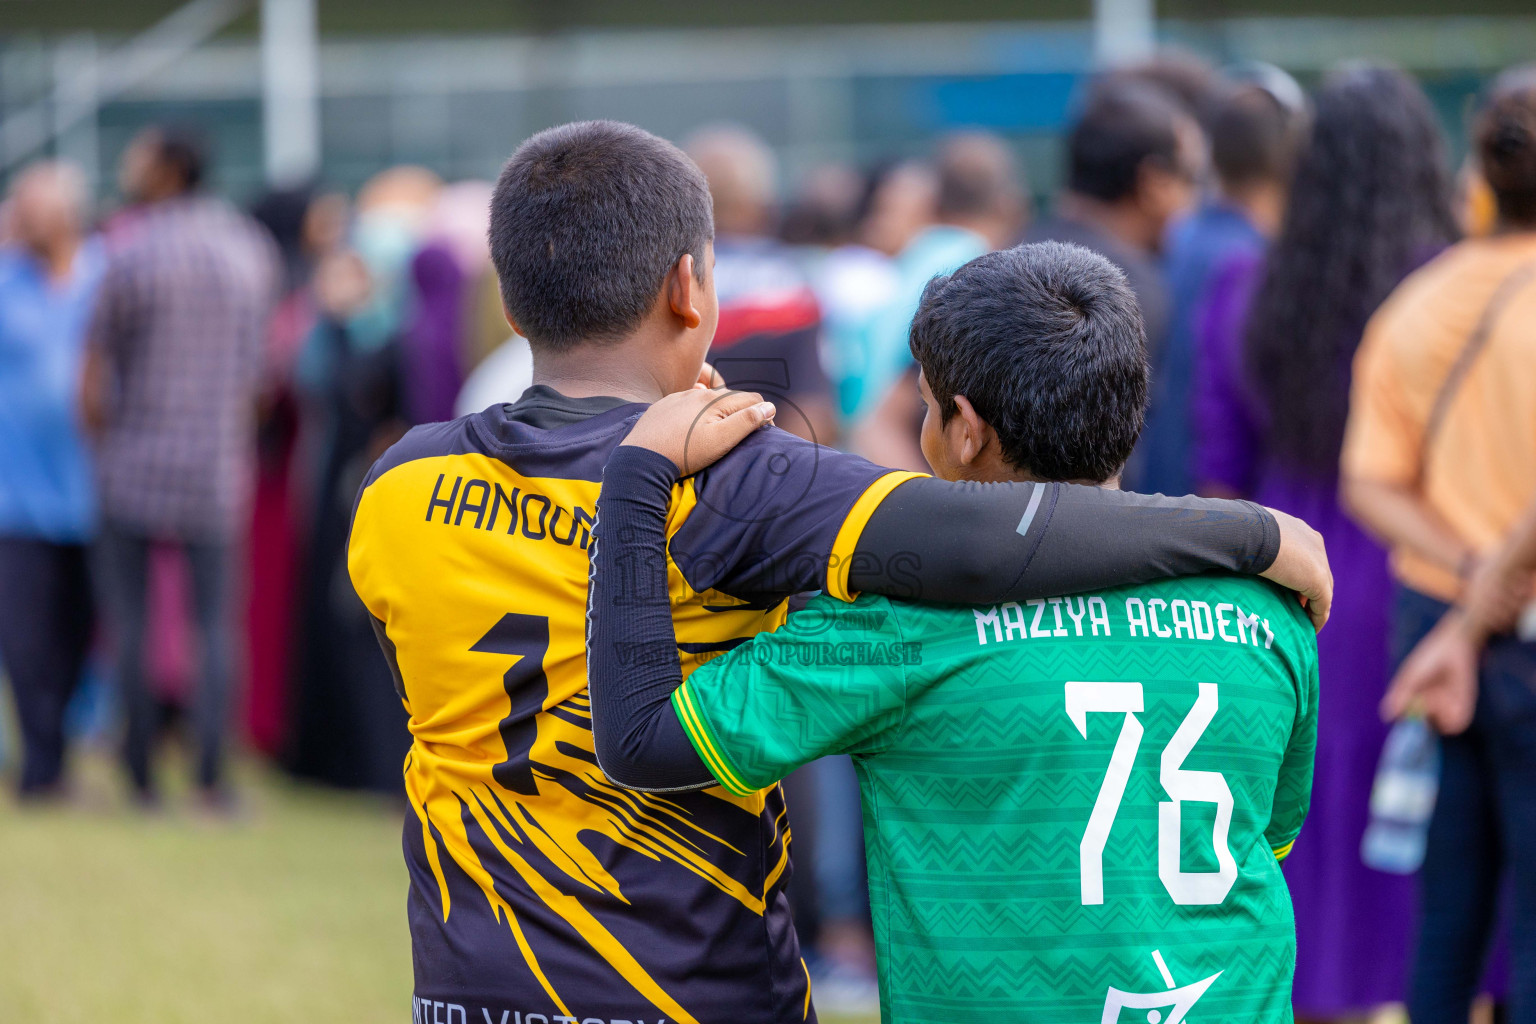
[348,386,918,1024]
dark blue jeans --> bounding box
[1400,586,1536,1023]
[0,537,93,794]
[94,524,235,796]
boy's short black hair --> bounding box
[909,241,1148,483]
[489,120,713,350]
[1067,85,1185,203]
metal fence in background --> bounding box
[1,14,1533,201]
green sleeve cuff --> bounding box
[1271,839,1296,862]
[672,682,757,797]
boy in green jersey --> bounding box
[586,241,1318,1023]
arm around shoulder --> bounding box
[851,477,1332,631]
[586,443,716,792]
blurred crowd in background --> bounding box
[3,45,1536,1024]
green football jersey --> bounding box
[672,574,1319,1024]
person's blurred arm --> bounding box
[247,222,286,427]
[79,345,110,438]
[1383,499,1536,733]
[80,256,131,438]
[1340,477,1473,578]
[1340,304,1472,576]
[1383,614,1480,734]
[1465,501,1536,633]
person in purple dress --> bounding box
[1195,65,1458,1022]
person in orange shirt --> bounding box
[1342,66,1536,1024]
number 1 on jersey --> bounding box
[471,613,552,796]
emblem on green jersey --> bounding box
[1100,950,1222,1024]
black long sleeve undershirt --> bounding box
[586,445,708,791]
[587,446,1284,792]
[848,476,1279,602]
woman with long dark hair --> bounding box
[1195,64,1457,1020]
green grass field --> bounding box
[0,757,877,1024]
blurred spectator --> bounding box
[251,186,318,295]
[1200,64,1458,1021]
[244,185,332,757]
[779,162,866,250]
[288,168,434,792]
[344,166,442,358]
[82,127,278,807]
[0,161,103,799]
[1458,158,1501,239]
[860,160,940,263]
[853,133,1026,469]
[925,131,1029,250]
[1141,69,1306,496]
[687,125,836,444]
[454,334,532,417]
[1099,51,1224,127]
[405,180,494,425]
[820,160,934,424]
[447,180,535,421]
[1026,82,1204,370]
[1343,66,1536,1023]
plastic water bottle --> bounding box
[1361,718,1440,874]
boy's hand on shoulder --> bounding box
[623,385,776,477]
[1260,507,1333,633]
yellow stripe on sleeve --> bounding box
[672,683,755,797]
[679,686,752,796]
[825,470,928,602]
[677,688,752,796]
[1272,840,1296,862]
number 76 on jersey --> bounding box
[1066,681,1238,907]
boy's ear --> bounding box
[950,394,993,466]
[502,303,521,337]
[667,254,704,330]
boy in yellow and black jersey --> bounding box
[347,120,1332,1024]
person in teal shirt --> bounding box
[587,241,1319,1023]
[847,134,1025,433]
